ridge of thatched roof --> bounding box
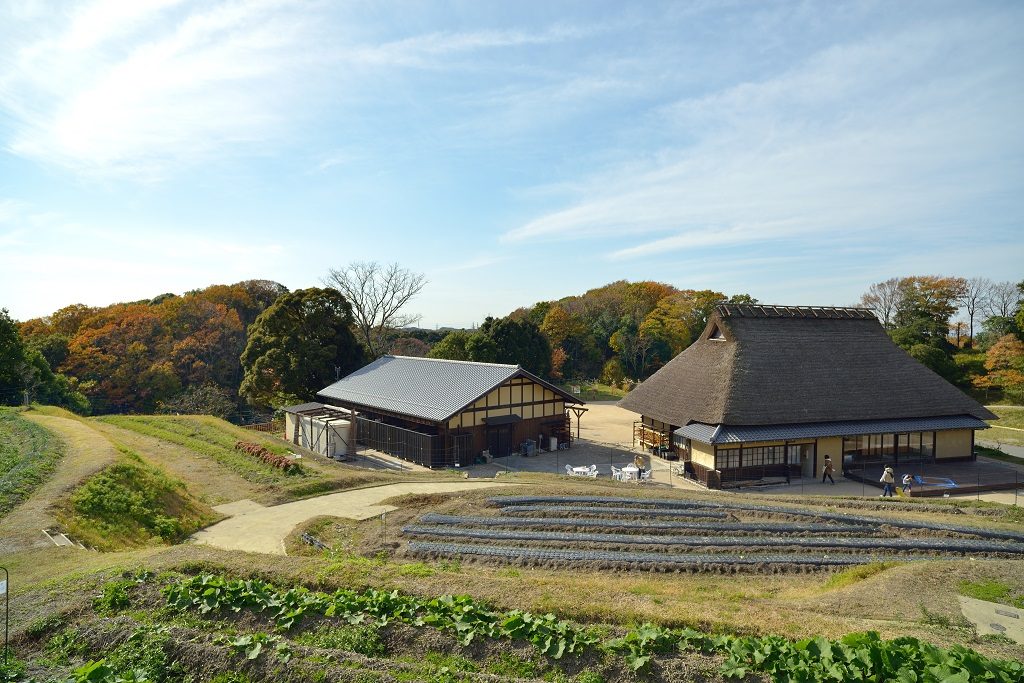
[618,305,995,427]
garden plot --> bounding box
[402,495,1024,572]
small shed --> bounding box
[281,402,353,458]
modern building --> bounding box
[311,355,583,468]
[619,304,995,489]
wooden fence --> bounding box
[241,419,284,434]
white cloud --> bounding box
[502,11,1024,259]
[0,1,590,180]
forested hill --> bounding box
[4,275,1022,416]
[11,280,286,416]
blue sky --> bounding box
[1,0,1021,328]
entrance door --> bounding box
[487,426,514,457]
[790,444,815,478]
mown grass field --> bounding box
[557,382,627,402]
[986,406,1024,447]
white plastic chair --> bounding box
[639,469,652,483]
[611,466,622,481]
[565,464,574,476]
[586,465,599,478]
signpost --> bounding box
[0,567,7,667]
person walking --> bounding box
[821,455,835,484]
[879,466,895,497]
[902,473,913,494]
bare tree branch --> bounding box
[984,281,1020,318]
[956,276,993,347]
[859,277,903,328]
[324,261,427,358]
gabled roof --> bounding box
[317,355,581,423]
[619,304,995,428]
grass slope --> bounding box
[986,406,1024,447]
[0,408,64,518]
[96,414,398,503]
[54,446,218,550]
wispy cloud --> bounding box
[0,1,592,180]
[502,9,1024,260]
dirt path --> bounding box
[0,414,120,554]
[190,481,508,555]
[90,420,264,506]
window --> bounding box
[708,325,725,340]
[742,445,785,466]
[716,448,740,469]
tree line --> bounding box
[858,275,1024,402]
[2,268,1021,416]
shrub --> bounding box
[235,441,302,473]
[63,451,213,549]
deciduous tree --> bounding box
[388,337,430,357]
[324,261,426,358]
[985,281,1020,319]
[984,334,1024,402]
[860,278,904,328]
[956,277,993,347]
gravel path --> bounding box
[189,481,507,555]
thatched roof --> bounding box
[618,304,995,428]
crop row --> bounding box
[403,525,1024,556]
[410,540,930,567]
[491,496,1024,542]
[500,504,732,519]
[162,573,1023,682]
[420,512,871,535]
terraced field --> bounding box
[0,409,64,518]
[404,495,1024,571]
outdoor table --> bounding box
[571,466,591,476]
[621,464,639,480]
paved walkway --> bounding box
[190,481,507,555]
[978,439,1024,461]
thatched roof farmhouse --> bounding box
[619,304,994,488]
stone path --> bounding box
[190,481,508,555]
[958,596,1024,644]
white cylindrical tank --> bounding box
[326,419,351,457]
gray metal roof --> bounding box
[316,355,579,423]
[675,415,990,445]
[281,401,326,414]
